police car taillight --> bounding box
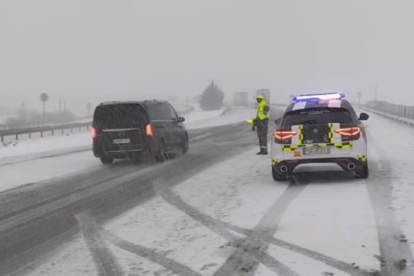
[335,127,361,140]
[274,131,297,144]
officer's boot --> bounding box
[257,147,268,155]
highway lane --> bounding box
[0,105,284,216]
[0,124,231,210]
[0,121,261,276]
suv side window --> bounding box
[167,104,178,119]
[158,103,175,120]
[146,102,178,121]
[147,104,164,120]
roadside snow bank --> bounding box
[185,106,254,129]
[0,132,91,166]
[355,106,414,255]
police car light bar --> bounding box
[292,92,345,102]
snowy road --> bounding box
[1,105,414,276]
[0,106,256,191]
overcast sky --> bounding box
[1,0,414,111]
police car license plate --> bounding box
[303,147,330,155]
[113,138,130,144]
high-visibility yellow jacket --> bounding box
[257,100,270,121]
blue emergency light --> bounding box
[292,92,345,103]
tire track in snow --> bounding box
[76,213,124,276]
[102,229,204,276]
[216,220,373,276]
[153,178,304,276]
[212,176,307,276]
[366,134,414,276]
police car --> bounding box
[271,92,369,181]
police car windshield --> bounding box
[283,107,352,126]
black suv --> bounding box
[92,100,189,164]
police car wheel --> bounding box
[272,167,288,181]
[356,163,369,179]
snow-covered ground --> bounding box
[5,104,414,276]
[354,107,414,255]
[23,105,414,276]
[0,132,91,166]
[0,151,100,192]
[25,144,384,276]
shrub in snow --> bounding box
[199,80,225,111]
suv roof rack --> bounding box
[98,99,170,106]
[144,99,168,102]
[99,101,143,106]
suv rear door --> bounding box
[146,102,176,150]
[92,103,148,152]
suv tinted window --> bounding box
[93,104,147,129]
[146,104,163,120]
[283,108,353,126]
[167,105,178,119]
[146,103,175,120]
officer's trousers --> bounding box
[256,119,269,149]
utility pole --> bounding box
[374,85,377,101]
[59,98,62,113]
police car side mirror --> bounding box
[359,113,369,121]
[177,117,185,122]
[275,118,282,125]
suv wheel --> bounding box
[154,140,167,162]
[181,136,189,154]
[100,156,113,165]
[272,166,288,181]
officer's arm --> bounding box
[263,105,270,115]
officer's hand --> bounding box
[252,124,256,131]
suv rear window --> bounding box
[93,104,148,129]
[283,108,353,126]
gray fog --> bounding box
[1,0,413,113]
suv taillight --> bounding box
[146,124,153,136]
[274,130,297,144]
[92,128,97,139]
[334,127,361,141]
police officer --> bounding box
[251,95,270,155]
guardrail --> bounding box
[363,100,414,119]
[0,115,93,131]
[0,106,194,142]
[356,104,414,126]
